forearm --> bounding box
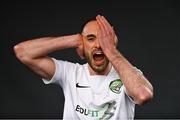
[95,15,153,104]
[14,34,81,79]
[14,34,81,59]
[107,49,153,105]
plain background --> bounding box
[1,0,180,119]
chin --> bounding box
[91,62,109,73]
[86,54,109,73]
[93,67,106,73]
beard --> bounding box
[85,49,109,73]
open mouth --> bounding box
[92,50,105,62]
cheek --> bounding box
[84,43,91,54]
[84,46,93,61]
[83,40,94,59]
[84,49,92,59]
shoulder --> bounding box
[53,58,87,72]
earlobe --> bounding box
[80,55,85,60]
[76,48,85,60]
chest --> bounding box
[74,73,123,107]
[64,67,127,119]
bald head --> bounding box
[82,20,98,36]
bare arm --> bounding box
[107,50,153,105]
[96,15,153,105]
[14,34,83,80]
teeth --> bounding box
[94,51,103,55]
[96,52,102,55]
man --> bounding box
[14,15,153,119]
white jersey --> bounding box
[43,58,135,119]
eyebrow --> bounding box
[86,34,96,38]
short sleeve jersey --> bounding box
[43,58,135,120]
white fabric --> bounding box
[42,58,135,119]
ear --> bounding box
[76,46,85,59]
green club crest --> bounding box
[109,79,123,94]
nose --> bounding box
[95,39,100,48]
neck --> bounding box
[88,63,112,76]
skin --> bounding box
[81,21,111,75]
[95,15,153,104]
[14,15,153,105]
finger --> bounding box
[98,16,110,33]
[96,15,106,33]
[97,15,109,35]
[100,16,116,44]
[101,16,112,29]
[101,16,114,34]
[96,15,106,36]
[98,16,114,38]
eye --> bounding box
[87,37,95,41]
[86,34,96,41]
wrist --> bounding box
[108,50,126,68]
[63,34,82,48]
[105,47,119,61]
[75,34,83,47]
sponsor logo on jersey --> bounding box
[76,83,90,88]
[109,79,123,94]
[75,101,116,119]
[75,105,98,117]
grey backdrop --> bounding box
[1,0,180,119]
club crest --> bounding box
[109,79,123,94]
